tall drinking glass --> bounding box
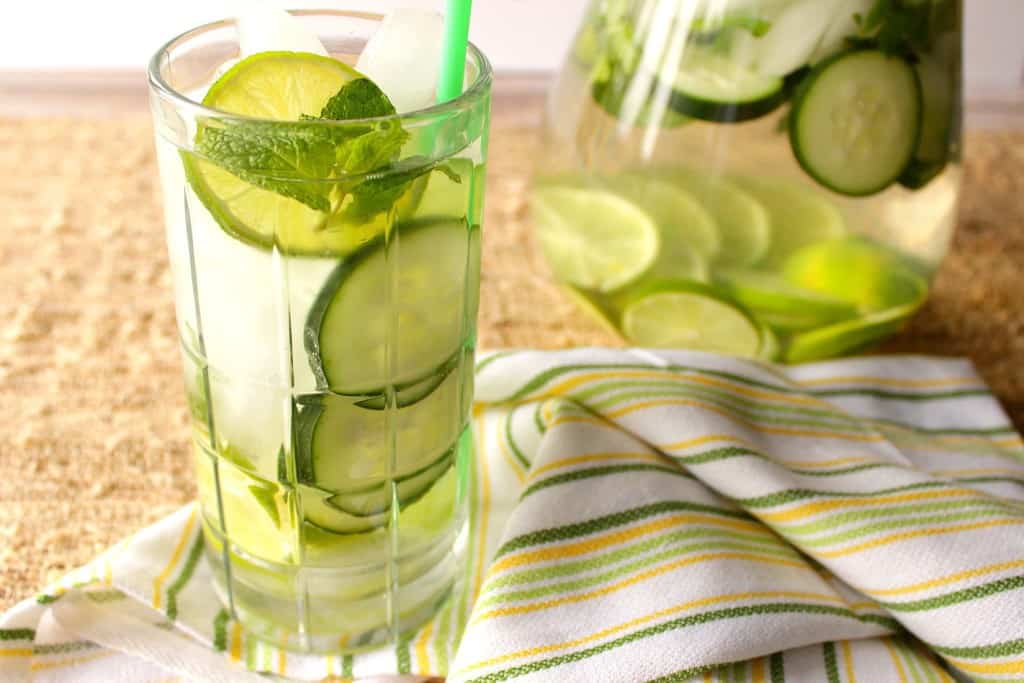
[147,11,491,652]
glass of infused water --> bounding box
[534,0,961,362]
[148,8,491,652]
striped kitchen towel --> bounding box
[3,349,1024,682]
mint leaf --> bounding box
[194,74,425,221]
[314,79,409,176]
[195,121,354,212]
[692,14,772,38]
[340,157,461,222]
[335,119,409,175]
[319,78,397,119]
[853,0,933,57]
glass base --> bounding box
[205,520,468,654]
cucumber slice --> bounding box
[301,485,386,535]
[667,48,785,123]
[754,0,839,77]
[299,452,458,536]
[898,160,946,191]
[353,352,461,411]
[295,364,469,493]
[306,218,473,393]
[900,56,955,190]
[790,49,922,196]
[326,450,454,518]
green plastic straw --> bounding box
[437,0,474,103]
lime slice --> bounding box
[620,280,761,357]
[657,168,771,267]
[785,303,920,363]
[779,240,928,362]
[782,239,929,313]
[759,310,843,334]
[413,158,482,222]
[733,176,845,267]
[195,448,293,563]
[758,323,781,362]
[560,285,624,340]
[617,175,720,261]
[716,269,857,326]
[184,51,423,255]
[203,51,360,118]
[532,187,660,293]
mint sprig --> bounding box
[850,0,936,58]
[195,76,451,222]
[195,121,352,212]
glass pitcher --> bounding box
[533,0,962,362]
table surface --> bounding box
[2,76,1024,615]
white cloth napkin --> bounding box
[3,349,1023,682]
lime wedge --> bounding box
[619,280,761,357]
[560,285,624,341]
[785,304,919,363]
[618,175,720,261]
[782,239,929,312]
[716,269,857,326]
[532,187,660,293]
[733,176,845,267]
[657,168,771,267]
[184,51,424,255]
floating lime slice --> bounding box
[202,51,360,118]
[617,175,720,261]
[781,239,928,362]
[716,268,857,328]
[785,304,920,363]
[532,186,660,293]
[782,239,929,312]
[184,51,424,255]
[757,322,781,362]
[560,286,625,341]
[414,157,481,221]
[619,280,761,357]
[195,449,292,564]
[183,52,360,250]
[657,168,772,267]
[733,175,846,267]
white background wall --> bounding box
[1,0,1021,94]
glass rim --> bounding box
[147,8,493,127]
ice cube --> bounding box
[235,0,328,58]
[356,9,445,113]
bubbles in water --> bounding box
[356,9,445,113]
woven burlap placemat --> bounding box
[1,112,1023,612]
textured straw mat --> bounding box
[1,113,1023,613]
